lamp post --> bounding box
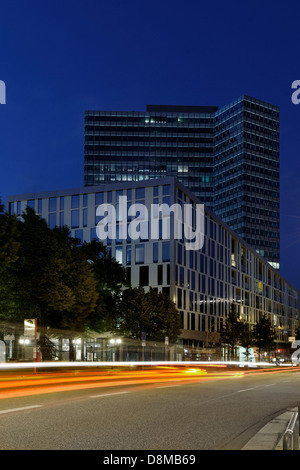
[72,338,81,361]
[19,338,30,360]
[109,338,122,361]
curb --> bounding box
[242,409,297,450]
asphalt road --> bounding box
[0,367,300,451]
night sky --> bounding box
[1,0,300,292]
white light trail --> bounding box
[0,360,294,370]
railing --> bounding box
[283,408,300,450]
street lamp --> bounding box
[109,338,122,361]
[19,338,30,360]
[72,338,81,361]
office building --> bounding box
[7,177,297,358]
[84,96,280,269]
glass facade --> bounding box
[84,96,280,267]
[213,96,280,268]
[84,105,217,206]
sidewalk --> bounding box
[242,408,297,450]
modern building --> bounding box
[7,177,297,360]
[84,96,280,269]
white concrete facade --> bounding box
[7,177,299,355]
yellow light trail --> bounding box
[0,364,298,400]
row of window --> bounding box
[10,185,172,218]
[115,242,170,265]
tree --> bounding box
[252,314,277,359]
[0,204,131,360]
[115,286,150,340]
[146,288,181,343]
[220,304,242,360]
[56,242,99,360]
[80,241,129,334]
[115,287,181,343]
[13,209,99,359]
[239,322,254,361]
[0,202,24,353]
[0,201,20,322]
[0,201,19,271]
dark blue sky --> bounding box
[1,0,300,291]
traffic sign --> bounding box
[24,319,36,336]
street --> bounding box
[0,365,299,450]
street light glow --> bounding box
[19,339,30,345]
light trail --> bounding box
[0,360,294,370]
[0,369,235,399]
[0,362,298,400]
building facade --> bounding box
[84,96,280,269]
[7,177,297,359]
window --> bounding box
[71,210,79,228]
[95,192,104,205]
[135,244,144,264]
[162,287,170,297]
[91,227,97,241]
[178,289,182,309]
[136,187,145,199]
[115,246,123,264]
[180,311,184,329]
[153,242,158,263]
[27,200,35,210]
[162,241,170,262]
[37,199,42,214]
[116,190,123,201]
[157,265,163,285]
[178,244,182,264]
[163,195,171,206]
[83,194,88,207]
[75,230,83,244]
[180,267,184,286]
[191,271,195,291]
[49,197,57,212]
[72,195,80,209]
[83,208,88,227]
[191,313,195,330]
[49,213,56,229]
[60,196,64,211]
[189,251,193,269]
[126,246,131,265]
[60,212,64,226]
[9,202,14,216]
[139,266,149,286]
[116,224,123,244]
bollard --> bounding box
[294,416,299,450]
[283,412,299,450]
[283,430,292,450]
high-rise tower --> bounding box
[84,96,280,268]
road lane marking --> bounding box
[237,388,255,393]
[0,405,42,415]
[156,385,182,388]
[89,391,130,398]
[264,384,275,387]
